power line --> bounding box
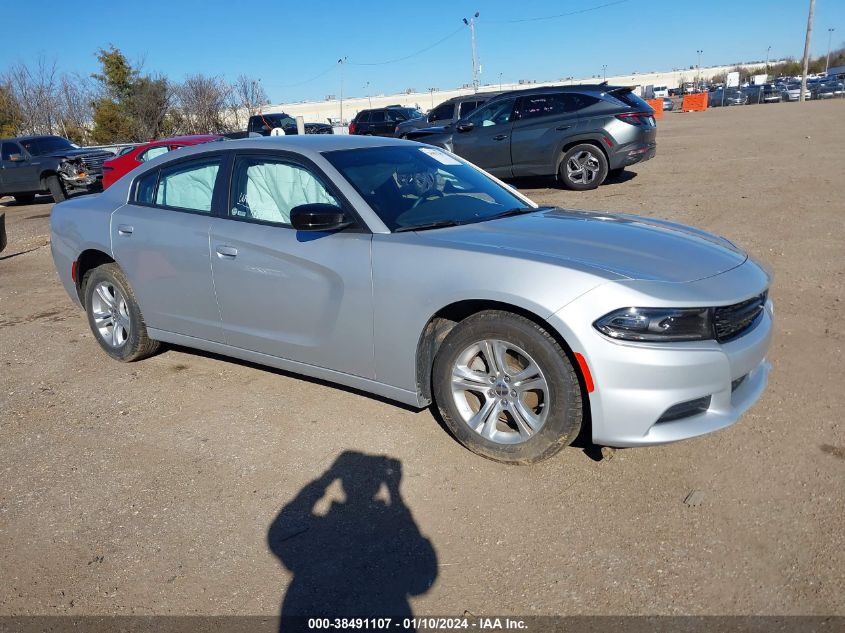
[486,0,629,24]
[275,63,338,88]
[347,26,465,66]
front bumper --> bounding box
[547,260,772,447]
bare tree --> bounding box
[229,74,269,129]
[174,74,234,134]
[57,73,94,144]
[4,57,61,135]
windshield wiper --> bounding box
[486,206,549,221]
[394,219,464,233]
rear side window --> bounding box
[135,170,159,204]
[371,111,386,123]
[138,146,170,162]
[356,111,372,123]
[1,142,21,160]
[610,90,652,111]
[151,156,221,213]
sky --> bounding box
[1,0,843,104]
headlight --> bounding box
[594,307,713,342]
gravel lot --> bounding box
[1,100,843,618]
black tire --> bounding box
[432,310,583,464]
[558,143,608,191]
[13,194,35,205]
[83,263,160,362]
[46,175,67,202]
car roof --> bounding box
[147,134,222,145]
[493,84,627,99]
[2,134,65,142]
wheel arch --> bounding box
[555,136,610,174]
[415,299,593,430]
[75,248,116,306]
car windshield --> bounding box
[397,108,424,120]
[20,136,74,156]
[323,145,532,232]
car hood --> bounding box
[43,148,114,160]
[420,208,747,283]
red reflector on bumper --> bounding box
[574,352,595,393]
[71,260,78,282]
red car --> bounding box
[101,134,222,189]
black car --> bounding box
[0,135,114,203]
[394,93,501,138]
[406,85,657,190]
[247,113,333,135]
[348,106,424,137]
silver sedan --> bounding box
[50,136,773,463]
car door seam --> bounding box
[206,226,227,344]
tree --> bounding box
[128,75,171,140]
[229,74,269,129]
[174,74,233,134]
[0,82,22,137]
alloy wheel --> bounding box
[566,150,601,185]
[90,281,131,348]
[450,339,550,444]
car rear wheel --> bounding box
[432,311,583,464]
[46,175,67,202]
[83,263,160,362]
[559,144,608,191]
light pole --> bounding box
[337,56,348,124]
[827,28,836,74]
[765,45,771,74]
[363,81,371,108]
[428,87,436,109]
[463,12,480,93]
[498,72,503,90]
[696,50,703,88]
[602,64,607,81]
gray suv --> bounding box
[394,92,501,138]
[407,85,657,190]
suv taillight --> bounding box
[348,121,358,135]
[616,112,653,126]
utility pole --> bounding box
[363,81,371,108]
[602,64,607,81]
[765,45,771,73]
[338,56,348,123]
[696,50,703,88]
[498,72,503,90]
[463,12,480,93]
[800,0,815,102]
[428,87,436,109]
[827,28,836,74]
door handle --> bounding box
[117,224,134,235]
[492,134,509,141]
[216,245,238,259]
[555,125,572,131]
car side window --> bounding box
[1,142,21,160]
[466,98,516,127]
[371,111,386,123]
[429,103,453,121]
[135,170,158,204]
[153,156,221,213]
[458,100,481,117]
[138,146,170,162]
[357,111,371,123]
[229,156,339,227]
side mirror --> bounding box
[456,121,475,133]
[8,153,24,162]
[290,203,351,232]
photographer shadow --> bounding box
[268,451,437,628]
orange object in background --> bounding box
[682,92,708,112]
[645,98,664,119]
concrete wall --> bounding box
[260,63,770,125]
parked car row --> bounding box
[349,85,657,191]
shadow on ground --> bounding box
[268,451,437,629]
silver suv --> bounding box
[394,92,502,138]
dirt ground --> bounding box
[1,100,843,618]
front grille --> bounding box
[714,292,767,343]
[80,153,111,176]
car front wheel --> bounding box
[559,144,608,191]
[83,263,160,362]
[432,311,583,464]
